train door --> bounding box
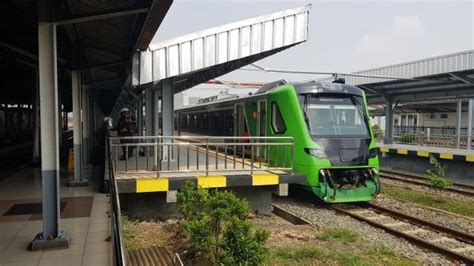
[234,103,246,137]
[257,100,267,160]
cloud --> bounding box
[354,16,425,68]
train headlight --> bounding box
[304,148,327,159]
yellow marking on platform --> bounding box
[252,174,279,186]
[197,176,227,188]
[417,150,429,157]
[380,147,389,153]
[136,178,169,193]
[466,155,474,162]
[397,149,408,155]
[440,153,453,160]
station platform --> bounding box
[377,143,474,163]
[0,166,112,265]
[376,143,474,184]
[112,145,306,194]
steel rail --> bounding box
[380,171,474,197]
[271,204,311,225]
[329,204,474,264]
[382,169,474,190]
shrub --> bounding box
[398,133,421,144]
[425,155,451,189]
[177,182,269,265]
[371,125,384,140]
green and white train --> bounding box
[175,80,380,203]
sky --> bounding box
[151,0,474,98]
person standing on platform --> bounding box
[114,107,137,160]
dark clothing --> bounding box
[115,116,137,136]
[114,116,137,157]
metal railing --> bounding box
[394,131,472,149]
[106,126,127,265]
[109,136,295,176]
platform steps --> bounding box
[127,246,180,266]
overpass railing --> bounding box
[109,136,295,176]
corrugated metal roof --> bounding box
[132,5,310,88]
[345,50,474,85]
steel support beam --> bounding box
[153,90,160,170]
[456,100,462,148]
[384,99,394,144]
[32,71,41,163]
[55,7,149,26]
[468,99,474,150]
[145,88,154,137]
[31,22,70,250]
[82,86,90,165]
[69,71,88,186]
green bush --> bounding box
[398,133,421,144]
[425,155,452,189]
[371,124,384,140]
[177,182,269,265]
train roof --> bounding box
[256,80,364,96]
[176,80,364,111]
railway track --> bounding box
[380,169,474,197]
[329,202,474,264]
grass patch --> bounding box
[268,246,368,265]
[266,245,415,266]
[382,184,474,218]
[316,228,358,243]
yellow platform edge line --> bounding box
[252,174,279,186]
[417,151,429,157]
[466,155,474,162]
[380,147,389,153]
[439,153,453,160]
[397,149,408,155]
[136,178,169,193]
[197,175,227,188]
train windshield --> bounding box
[301,94,370,137]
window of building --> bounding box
[440,114,448,119]
[271,102,286,134]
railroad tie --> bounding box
[402,228,428,235]
[383,222,407,227]
[350,210,373,215]
[429,237,458,243]
[450,246,474,253]
[365,215,386,221]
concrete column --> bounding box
[82,86,89,165]
[456,100,462,148]
[32,71,40,163]
[468,99,474,150]
[384,99,394,144]
[145,88,154,136]
[138,93,144,136]
[161,78,175,169]
[69,71,87,186]
[153,90,160,170]
[31,22,69,250]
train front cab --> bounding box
[267,82,380,203]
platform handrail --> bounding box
[109,135,295,177]
[106,125,127,266]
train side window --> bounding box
[271,102,286,134]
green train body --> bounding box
[176,80,380,203]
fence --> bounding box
[109,136,295,177]
[393,128,471,149]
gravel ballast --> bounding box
[374,194,474,234]
[273,196,455,265]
